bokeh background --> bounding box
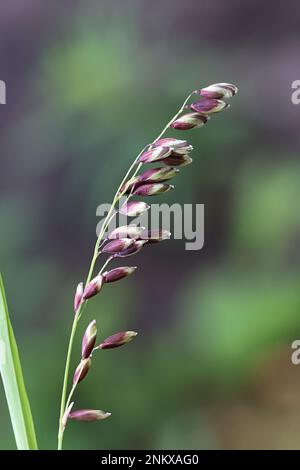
[1,0,300,450]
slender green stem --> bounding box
[57,91,195,450]
[58,316,78,450]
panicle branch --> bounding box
[58,82,238,449]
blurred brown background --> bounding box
[0,0,300,449]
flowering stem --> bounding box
[57,91,196,450]
[58,316,78,450]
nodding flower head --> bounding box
[133,183,174,196]
[73,358,92,384]
[102,238,134,254]
[103,266,137,283]
[137,167,178,183]
[154,138,194,156]
[114,240,147,258]
[199,82,238,99]
[74,282,84,313]
[119,201,150,217]
[122,167,178,194]
[69,409,111,422]
[153,138,188,149]
[138,146,172,163]
[108,225,145,240]
[62,85,238,441]
[83,274,104,300]
[81,320,97,359]
[98,331,138,349]
[190,98,229,114]
[172,113,208,130]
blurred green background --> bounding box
[1,0,300,450]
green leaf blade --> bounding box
[0,273,38,450]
